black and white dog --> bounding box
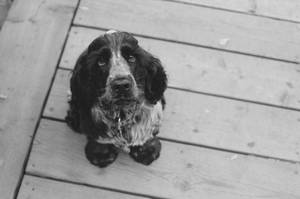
[66,30,167,167]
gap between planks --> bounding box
[57,25,300,112]
[18,174,157,199]
[43,69,300,163]
[12,0,82,198]
[74,0,300,63]
[26,119,300,199]
[159,0,300,24]
[41,115,299,165]
[59,65,300,114]
[73,24,299,65]
[0,0,79,199]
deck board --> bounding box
[75,0,300,62]
[44,69,300,162]
[17,175,147,199]
[60,27,300,109]
[2,0,299,198]
[169,0,300,22]
[26,119,300,199]
[0,0,77,198]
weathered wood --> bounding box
[0,0,78,198]
[27,119,300,199]
[169,0,300,22]
[61,27,300,109]
[17,175,148,199]
[44,69,300,162]
[74,0,300,62]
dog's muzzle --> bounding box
[110,76,135,101]
[111,76,132,94]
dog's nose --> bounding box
[111,77,132,94]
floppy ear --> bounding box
[144,56,167,104]
[71,36,108,108]
[69,50,92,108]
[66,50,91,132]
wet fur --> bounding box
[66,31,167,167]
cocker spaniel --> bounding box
[66,30,167,167]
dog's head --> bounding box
[73,30,167,122]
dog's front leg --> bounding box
[85,139,119,168]
[129,137,161,165]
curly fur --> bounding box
[65,30,167,166]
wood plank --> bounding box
[74,0,300,62]
[60,27,300,110]
[44,69,300,162]
[27,119,300,199]
[17,175,147,199]
[169,0,300,22]
[0,0,78,198]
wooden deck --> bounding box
[1,0,300,198]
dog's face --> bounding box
[89,31,141,107]
[74,30,167,122]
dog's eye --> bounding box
[127,55,136,63]
[97,48,111,67]
[97,58,106,67]
[97,61,106,67]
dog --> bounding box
[66,30,167,167]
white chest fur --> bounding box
[96,101,163,152]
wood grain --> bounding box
[17,175,148,199]
[60,27,300,109]
[74,0,300,62]
[169,0,300,22]
[27,119,300,199]
[0,0,77,198]
[44,69,300,162]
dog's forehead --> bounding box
[105,29,118,35]
[103,30,137,50]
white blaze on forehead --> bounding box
[104,29,136,86]
[109,51,131,79]
[105,29,118,35]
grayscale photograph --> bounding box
[0,0,300,198]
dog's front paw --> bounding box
[85,140,119,168]
[129,137,161,165]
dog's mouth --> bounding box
[113,98,140,120]
[113,97,137,106]
[95,96,140,120]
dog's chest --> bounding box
[96,102,163,152]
